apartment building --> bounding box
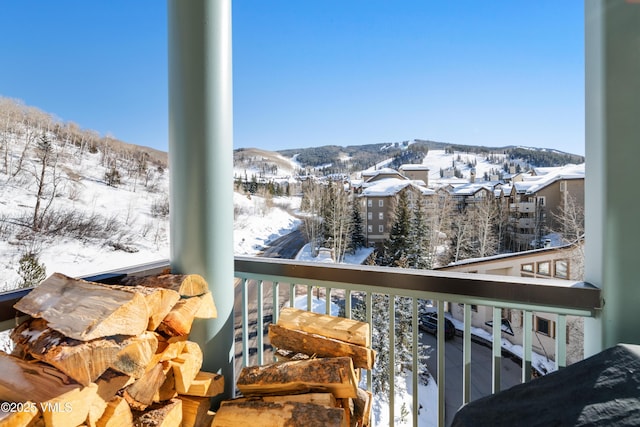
[437,239,585,367]
[505,164,584,251]
[359,168,435,247]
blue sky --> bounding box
[0,1,585,155]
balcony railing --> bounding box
[0,257,601,427]
[234,257,601,427]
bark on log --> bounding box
[354,388,372,427]
[11,319,158,385]
[95,369,134,403]
[269,324,376,370]
[212,400,347,427]
[277,307,370,347]
[225,393,337,408]
[236,357,358,399]
[157,297,203,337]
[13,273,149,341]
[131,399,182,427]
[121,274,208,297]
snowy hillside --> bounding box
[0,98,308,292]
[0,124,171,291]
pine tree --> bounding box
[17,251,46,289]
[352,293,429,398]
[348,196,367,253]
[407,197,429,269]
[384,190,411,266]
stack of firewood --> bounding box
[0,272,223,427]
[212,307,375,427]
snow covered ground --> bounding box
[233,192,301,256]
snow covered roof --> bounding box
[437,236,583,270]
[515,164,584,194]
[448,182,500,196]
[399,164,430,171]
[361,178,435,197]
[361,167,400,177]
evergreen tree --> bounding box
[352,293,429,398]
[406,197,429,269]
[348,196,367,253]
[384,190,411,266]
[17,251,46,289]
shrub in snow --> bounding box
[16,251,46,289]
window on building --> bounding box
[521,263,534,273]
[537,261,551,276]
[535,316,555,338]
[367,199,372,207]
[367,212,372,220]
[538,196,546,206]
[378,212,383,220]
[554,259,569,279]
[367,225,372,233]
[378,225,384,233]
[378,200,384,207]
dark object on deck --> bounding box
[452,344,640,427]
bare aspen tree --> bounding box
[553,192,585,280]
[32,135,54,230]
[323,182,352,262]
[300,179,325,257]
[471,194,499,258]
[428,191,454,268]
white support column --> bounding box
[168,0,234,405]
[584,0,640,356]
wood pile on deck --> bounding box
[212,307,375,427]
[0,272,223,427]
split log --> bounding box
[123,363,167,411]
[156,335,188,361]
[236,357,358,399]
[96,396,133,427]
[131,399,182,427]
[269,324,376,369]
[101,284,180,331]
[86,394,108,427]
[212,400,347,427]
[11,319,158,385]
[95,370,134,403]
[274,348,310,362]
[340,398,351,427]
[157,297,203,337]
[194,291,217,319]
[171,342,203,394]
[110,332,159,378]
[277,307,370,347]
[225,392,338,408]
[11,318,121,386]
[154,364,177,402]
[121,274,209,297]
[0,352,97,427]
[354,388,372,427]
[13,273,149,341]
[182,371,225,398]
[0,402,39,427]
[177,396,211,427]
